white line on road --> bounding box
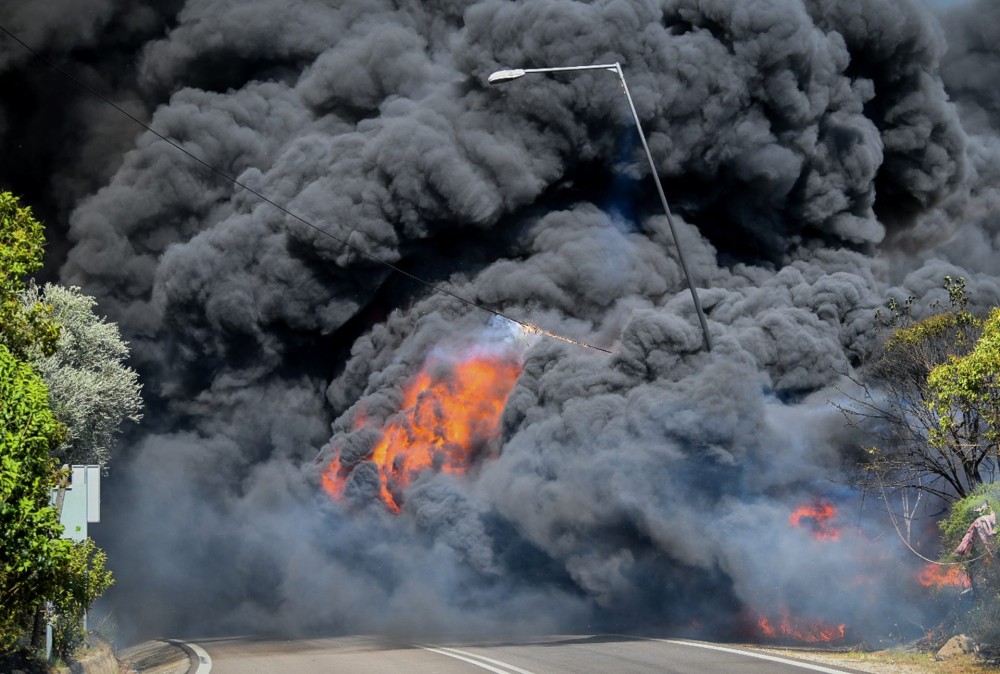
[435,646,539,674]
[171,640,213,674]
[421,645,539,674]
[654,639,860,674]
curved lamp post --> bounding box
[488,62,712,352]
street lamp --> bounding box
[488,62,713,352]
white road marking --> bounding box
[435,646,539,674]
[421,645,539,674]
[174,640,213,674]
[654,638,859,674]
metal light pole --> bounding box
[488,63,712,352]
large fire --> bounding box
[915,563,970,589]
[322,348,522,513]
[755,606,847,643]
[789,500,841,541]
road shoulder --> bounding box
[738,645,995,674]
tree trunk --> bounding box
[30,605,45,655]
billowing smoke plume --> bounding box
[2,0,998,642]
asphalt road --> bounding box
[192,634,868,673]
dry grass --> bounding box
[745,646,1000,674]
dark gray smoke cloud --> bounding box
[0,1,182,274]
[887,0,1000,295]
[2,0,998,643]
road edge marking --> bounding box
[168,639,213,674]
[653,638,866,674]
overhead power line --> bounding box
[0,24,612,355]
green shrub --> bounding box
[941,483,1000,649]
[0,344,68,650]
[50,539,113,660]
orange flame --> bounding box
[323,349,522,513]
[755,606,847,643]
[789,500,841,541]
[916,563,970,589]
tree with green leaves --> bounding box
[0,191,116,661]
[0,343,71,650]
[927,307,1000,478]
[839,277,994,503]
[929,309,1000,649]
[0,192,59,360]
[840,277,1000,647]
[21,283,143,468]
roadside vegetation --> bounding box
[840,277,999,658]
[0,192,141,668]
[752,646,998,674]
[940,483,1000,651]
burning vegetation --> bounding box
[754,607,848,644]
[789,500,841,542]
[915,564,971,590]
[743,501,851,644]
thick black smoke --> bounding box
[2,0,999,643]
[0,1,184,272]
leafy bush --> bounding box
[941,483,1000,649]
[50,539,113,660]
[0,344,68,650]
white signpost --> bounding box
[58,465,101,540]
[47,465,101,658]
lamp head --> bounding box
[488,69,526,84]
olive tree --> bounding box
[20,283,142,467]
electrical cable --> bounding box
[0,23,612,355]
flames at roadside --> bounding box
[748,500,849,644]
[747,500,973,645]
[755,606,848,643]
[916,563,970,589]
[322,346,523,513]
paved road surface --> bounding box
[193,634,867,673]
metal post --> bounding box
[488,62,712,351]
[609,63,712,351]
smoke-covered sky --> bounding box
[2,0,999,643]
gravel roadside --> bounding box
[740,645,998,674]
